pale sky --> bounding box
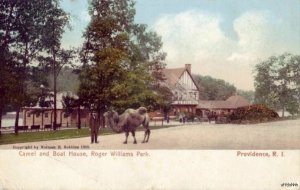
[61,0,300,90]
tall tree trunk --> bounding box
[15,37,29,134]
[41,111,44,129]
[77,106,81,129]
[53,51,57,130]
[14,107,20,135]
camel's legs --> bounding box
[142,129,147,143]
[142,129,150,143]
[131,131,137,144]
[146,129,150,142]
[123,131,129,144]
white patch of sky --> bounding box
[61,0,90,49]
[61,0,300,90]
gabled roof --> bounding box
[197,95,251,109]
[162,67,186,87]
[162,67,202,91]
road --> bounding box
[1,118,300,149]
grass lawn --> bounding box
[0,124,179,145]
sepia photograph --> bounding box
[0,0,299,189]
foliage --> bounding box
[154,85,173,113]
[0,0,71,132]
[48,66,80,92]
[193,75,237,100]
[229,104,279,122]
[237,90,255,103]
[79,0,167,114]
[62,93,79,116]
[38,1,72,130]
[254,53,300,116]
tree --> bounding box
[39,1,71,130]
[0,59,16,134]
[0,1,56,134]
[0,0,72,133]
[155,85,174,119]
[289,55,300,113]
[254,53,299,116]
[48,66,80,92]
[193,75,237,100]
[0,1,18,134]
[62,93,81,129]
[79,0,167,122]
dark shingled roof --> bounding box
[197,95,251,109]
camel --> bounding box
[103,107,150,144]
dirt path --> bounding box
[1,119,300,149]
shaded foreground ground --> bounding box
[1,119,300,149]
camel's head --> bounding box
[103,110,119,127]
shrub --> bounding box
[229,104,279,122]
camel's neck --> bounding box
[108,114,123,133]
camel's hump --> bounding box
[137,107,147,115]
[125,107,147,115]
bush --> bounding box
[229,104,279,122]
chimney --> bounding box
[185,64,191,73]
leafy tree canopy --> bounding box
[254,53,300,116]
[79,0,168,113]
[0,0,71,132]
[193,75,237,100]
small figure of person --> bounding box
[89,112,100,144]
[207,111,211,123]
[183,114,186,124]
[179,114,183,123]
[214,112,218,122]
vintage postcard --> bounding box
[0,0,299,189]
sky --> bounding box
[61,0,300,91]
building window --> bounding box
[45,113,48,118]
[36,113,40,118]
[64,113,68,118]
[27,113,31,117]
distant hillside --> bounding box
[193,74,254,102]
[47,69,254,103]
[48,67,80,93]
